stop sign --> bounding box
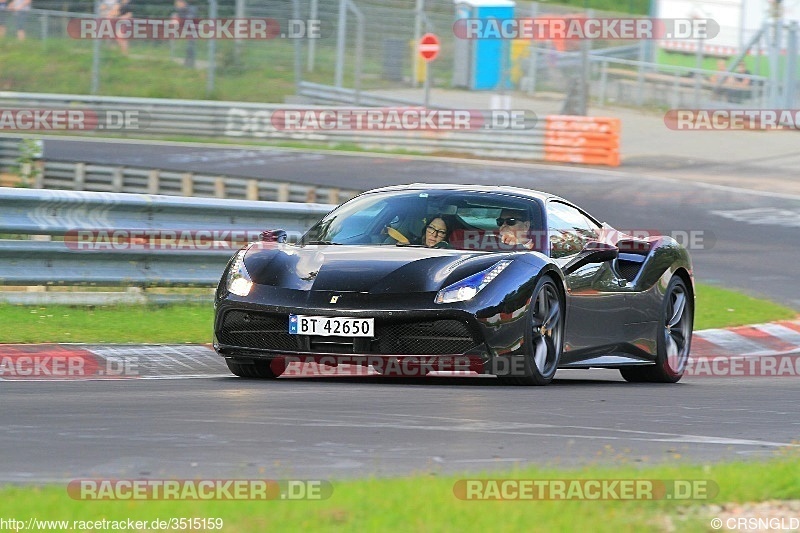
[418,33,440,62]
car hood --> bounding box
[243,244,512,294]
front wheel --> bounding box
[620,275,693,383]
[501,277,564,386]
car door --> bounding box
[545,201,629,362]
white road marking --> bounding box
[711,208,800,227]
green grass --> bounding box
[0,37,399,102]
[655,50,784,78]
[0,303,213,343]
[694,284,797,330]
[0,283,794,344]
[0,453,797,531]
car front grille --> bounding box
[376,320,477,355]
[218,310,479,355]
[216,311,299,352]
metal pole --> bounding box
[694,37,704,106]
[234,0,244,64]
[424,60,430,108]
[207,0,217,97]
[307,0,318,72]
[91,0,101,95]
[598,60,607,106]
[413,0,424,88]
[334,0,347,87]
[351,0,364,104]
[526,2,538,95]
[635,38,646,105]
[578,10,591,115]
[768,2,782,107]
[784,21,797,108]
[293,0,302,95]
[41,12,48,42]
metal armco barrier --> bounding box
[35,161,358,204]
[0,187,335,286]
[0,92,621,166]
[0,137,360,203]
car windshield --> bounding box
[299,190,544,252]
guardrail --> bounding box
[0,187,335,287]
[0,137,361,203]
[0,92,621,165]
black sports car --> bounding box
[213,184,694,385]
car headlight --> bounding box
[435,260,512,304]
[226,249,253,297]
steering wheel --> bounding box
[385,226,411,245]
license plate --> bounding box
[289,315,374,337]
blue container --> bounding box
[452,0,515,90]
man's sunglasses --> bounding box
[496,217,527,227]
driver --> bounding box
[423,217,451,248]
[496,209,536,250]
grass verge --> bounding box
[0,283,795,344]
[694,284,797,330]
[0,453,797,531]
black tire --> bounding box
[620,276,693,383]
[225,358,281,379]
[500,277,564,386]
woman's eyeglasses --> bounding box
[496,217,527,227]
[426,226,448,238]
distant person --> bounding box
[115,0,132,55]
[423,217,450,248]
[709,59,729,100]
[99,0,130,55]
[729,63,752,103]
[7,0,30,41]
[0,0,8,38]
[172,0,196,67]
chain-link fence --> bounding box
[1,1,799,111]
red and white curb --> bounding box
[1,319,799,380]
[688,320,800,377]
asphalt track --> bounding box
[44,137,800,309]
[1,138,797,483]
[2,371,798,482]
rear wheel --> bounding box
[225,358,281,379]
[501,277,564,386]
[620,276,693,383]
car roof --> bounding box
[362,183,568,204]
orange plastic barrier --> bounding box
[543,115,620,167]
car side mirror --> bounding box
[259,229,288,243]
[562,241,618,275]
